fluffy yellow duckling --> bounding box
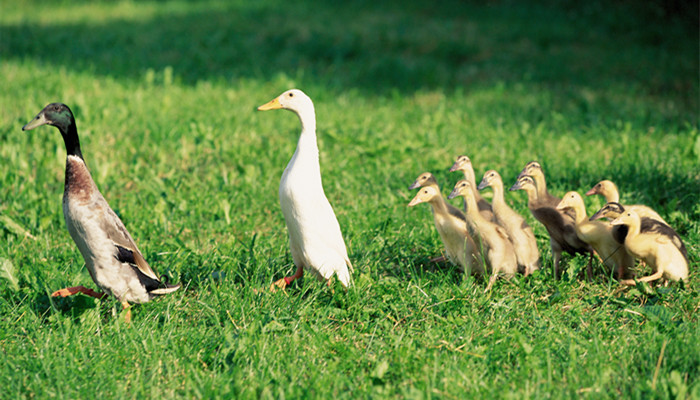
[258,89,353,290]
[449,180,517,291]
[585,180,667,224]
[557,192,635,280]
[449,155,495,222]
[590,202,673,245]
[408,186,482,277]
[478,170,540,275]
[611,210,688,285]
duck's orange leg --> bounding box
[121,301,132,324]
[52,286,107,299]
[270,266,304,291]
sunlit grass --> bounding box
[1,0,698,398]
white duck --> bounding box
[258,89,353,289]
[22,103,180,322]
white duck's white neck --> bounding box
[292,104,319,162]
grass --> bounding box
[1,0,698,398]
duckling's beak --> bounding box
[555,201,568,211]
[610,216,624,226]
[516,169,528,180]
[584,187,598,196]
[447,189,459,200]
[257,97,282,111]
[408,180,421,190]
[589,209,606,221]
[22,111,49,131]
[448,161,460,172]
[476,178,488,191]
[407,195,423,207]
[509,181,522,191]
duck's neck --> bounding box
[462,167,476,188]
[623,218,641,241]
[293,106,319,162]
[603,187,620,203]
[463,192,481,219]
[490,180,505,207]
[569,201,588,225]
[533,173,548,199]
[428,195,449,216]
[60,122,84,160]
[523,186,539,208]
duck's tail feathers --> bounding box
[150,283,181,295]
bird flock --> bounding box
[409,159,689,291]
[20,89,689,321]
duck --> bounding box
[556,192,635,279]
[585,180,667,224]
[590,202,685,259]
[22,103,180,322]
[449,155,495,221]
[516,161,566,211]
[610,210,688,285]
[509,175,593,279]
[258,89,353,290]
[449,180,517,291]
[408,171,439,191]
[408,171,474,264]
[478,170,540,275]
[408,185,482,277]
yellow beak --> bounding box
[257,97,282,111]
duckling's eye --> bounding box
[288,93,294,97]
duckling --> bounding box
[556,192,635,279]
[517,161,562,208]
[258,89,353,290]
[22,103,179,322]
[408,186,482,277]
[449,155,495,221]
[408,171,439,191]
[590,202,684,251]
[610,210,688,285]
[449,180,517,291]
[408,172,460,263]
[478,170,540,275]
[585,180,667,224]
[510,176,593,279]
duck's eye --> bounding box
[288,92,294,97]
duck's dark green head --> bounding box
[23,103,74,132]
[23,103,82,158]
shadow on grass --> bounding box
[1,0,697,97]
[32,291,107,323]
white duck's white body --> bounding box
[261,89,352,287]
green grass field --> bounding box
[1,0,698,398]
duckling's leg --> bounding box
[549,239,562,280]
[430,255,447,263]
[585,252,594,281]
[620,270,664,286]
[52,286,107,299]
[485,273,497,292]
[270,265,304,291]
[552,251,562,280]
[121,301,131,324]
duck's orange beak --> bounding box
[257,97,282,111]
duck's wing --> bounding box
[494,225,511,242]
[100,206,161,286]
